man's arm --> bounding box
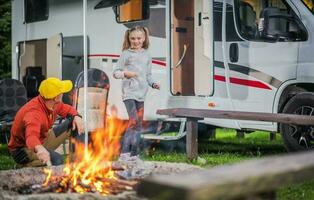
[24,113,42,150]
[24,113,51,164]
[55,102,78,118]
[55,103,84,135]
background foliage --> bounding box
[0,0,11,79]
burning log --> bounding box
[14,177,136,195]
[96,177,138,190]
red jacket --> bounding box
[8,96,78,151]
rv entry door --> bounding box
[46,33,63,79]
[171,0,195,96]
[194,0,213,96]
[171,0,213,96]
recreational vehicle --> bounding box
[11,0,314,151]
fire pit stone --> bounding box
[0,160,202,200]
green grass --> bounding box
[0,129,313,199]
[0,144,15,170]
[277,181,314,200]
[144,129,286,166]
[142,129,314,200]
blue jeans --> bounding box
[121,99,144,156]
[47,149,64,165]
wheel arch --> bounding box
[274,82,314,132]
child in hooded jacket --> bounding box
[113,26,160,157]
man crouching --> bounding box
[8,77,84,168]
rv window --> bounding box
[115,0,149,23]
[24,0,49,23]
[234,0,307,42]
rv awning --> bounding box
[94,0,129,9]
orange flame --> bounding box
[43,116,128,195]
[43,168,52,186]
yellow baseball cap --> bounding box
[38,77,73,99]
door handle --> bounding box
[175,44,188,68]
[198,12,210,26]
[229,43,239,63]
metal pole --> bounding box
[83,0,88,159]
[221,0,239,129]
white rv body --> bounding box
[11,0,314,138]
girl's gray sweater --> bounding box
[113,49,154,101]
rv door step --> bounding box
[141,132,186,140]
[142,121,186,141]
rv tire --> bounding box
[280,92,314,151]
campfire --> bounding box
[17,166,138,195]
[19,116,133,195]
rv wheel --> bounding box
[280,92,314,151]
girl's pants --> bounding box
[121,99,144,156]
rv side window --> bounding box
[24,0,49,23]
[116,0,150,23]
[234,0,307,42]
[214,3,242,42]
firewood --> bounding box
[114,178,138,187]
[97,178,138,188]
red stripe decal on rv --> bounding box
[214,75,271,90]
[230,77,271,90]
[88,54,166,67]
[214,75,226,82]
[152,60,166,66]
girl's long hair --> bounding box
[122,26,150,50]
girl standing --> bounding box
[113,26,160,157]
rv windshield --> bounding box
[302,0,314,13]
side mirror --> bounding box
[115,0,150,23]
[259,8,306,41]
[265,14,291,39]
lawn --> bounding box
[143,129,314,200]
[0,129,313,199]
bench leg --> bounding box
[186,118,198,160]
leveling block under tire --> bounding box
[280,92,314,151]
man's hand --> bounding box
[124,70,137,79]
[72,115,84,135]
[35,145,50,164]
